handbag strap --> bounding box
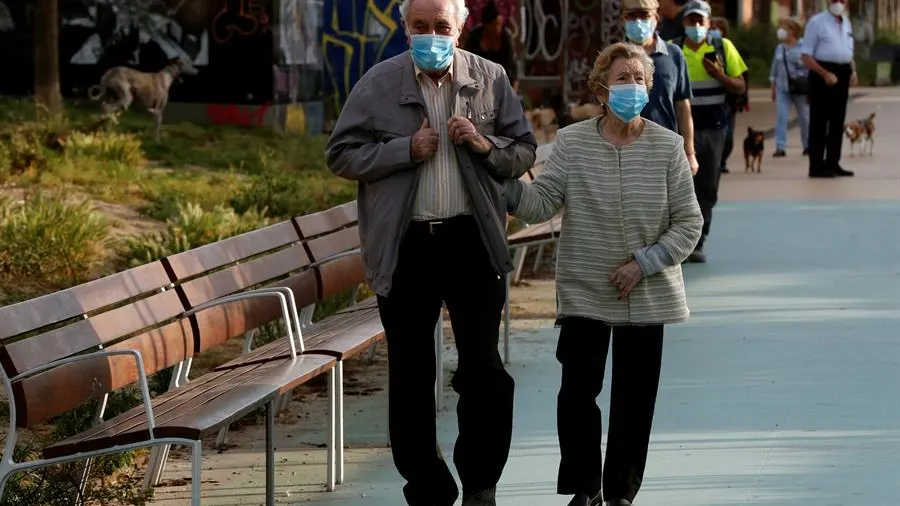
[782,45,791,79]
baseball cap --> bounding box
[683,0,712,17]
[622,0,660,11]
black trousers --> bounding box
[693,127,727,249]
[720,109,736,171]
[808,61,852,175]
[556,317,664,503]
[376,215,515,506]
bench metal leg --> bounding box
[532,244,544,274]
[434,309,444,413]
[504,273,511,365]
[76,391,109,504]
[266,399,276,506]
[326,368,336,492]
[512,247,528,284]
[145,361,187,489]
[191,441,202,506]
[335,361,345,484]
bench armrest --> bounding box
[183,289,302,357]
[9,349,158,439]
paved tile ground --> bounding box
[310,88,900,505]
[153,88,900,505]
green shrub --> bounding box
[230,171,356,219]
[119,202,270,268]
[60,131,144,168]
[0,192,111,291]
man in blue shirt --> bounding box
[622,0,698,174]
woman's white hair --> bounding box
[399,0,470,28]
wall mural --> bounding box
[321,0,406,113]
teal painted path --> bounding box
[291,200,900,505]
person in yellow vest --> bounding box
[675,0,747,263]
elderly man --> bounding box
[801,0,856,178]
[325,0,537,504]
[621,0,697,175]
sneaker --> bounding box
[802,148,809,156]
[773,150,786,157]
[720,167,730,174]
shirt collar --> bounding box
[651,34,669,55]
[415,59,454,83]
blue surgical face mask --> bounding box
[625,19,656,44]
[605,83,650,123]
[410,34,455,72]
[685,25,708,44]
[708,28,722,39]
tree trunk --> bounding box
[34,0,62,116]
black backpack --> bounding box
[672,35,750,113]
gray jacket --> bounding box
[326,50,537,296]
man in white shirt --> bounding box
[801,0,857,178]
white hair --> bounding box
[398,0,470,28]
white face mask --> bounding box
[776,27,788,41]
[829,1,845,16]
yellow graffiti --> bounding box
[321,0,401,113]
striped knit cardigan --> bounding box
[513,118,703,325]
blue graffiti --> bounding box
[321,0,408,111]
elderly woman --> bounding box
[505,42,702,506]
[770,17,810,157]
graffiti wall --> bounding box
[0,0,276,107]
[321,0,407,113]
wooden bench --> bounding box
[154,201,384,489]
[208,201,386,486]
[0,259,335,505]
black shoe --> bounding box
[773,149,786,157]
[720,167,730,173]
[685,248,706,263]
[809,171,835,178]
[835,167,855,177]
[567,493,603,506]
[606,500,632,506]
[802,148,809,156]
[462,487,496,506]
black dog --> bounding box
[743,127,765,173]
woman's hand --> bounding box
[610,260,643,300]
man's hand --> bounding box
[687,152,699,175]
[411,118,439,163]
[610,259,643,300]
[770,84,776,103]
[448,115,492,154]
[850,71,858,87]
[823,71,838,86]
[702,58,724,79]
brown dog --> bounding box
[743,127,765,173]
[88,57,198,141]
[844,111,876,157]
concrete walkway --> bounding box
[314,88,900,505]
[151,88,900,505]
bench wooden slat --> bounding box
[13,319,194,427]
[293,201,357,239]
[43,354,335,459]
[1,289,186,377]
[306,225,359,262]
[0,262,170,341]
[178,243,312,309]
[319,253,366,300]
[165,221,300,280]
[507,215,563,246]
[215,303,383,367]
[190,268,318,354]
